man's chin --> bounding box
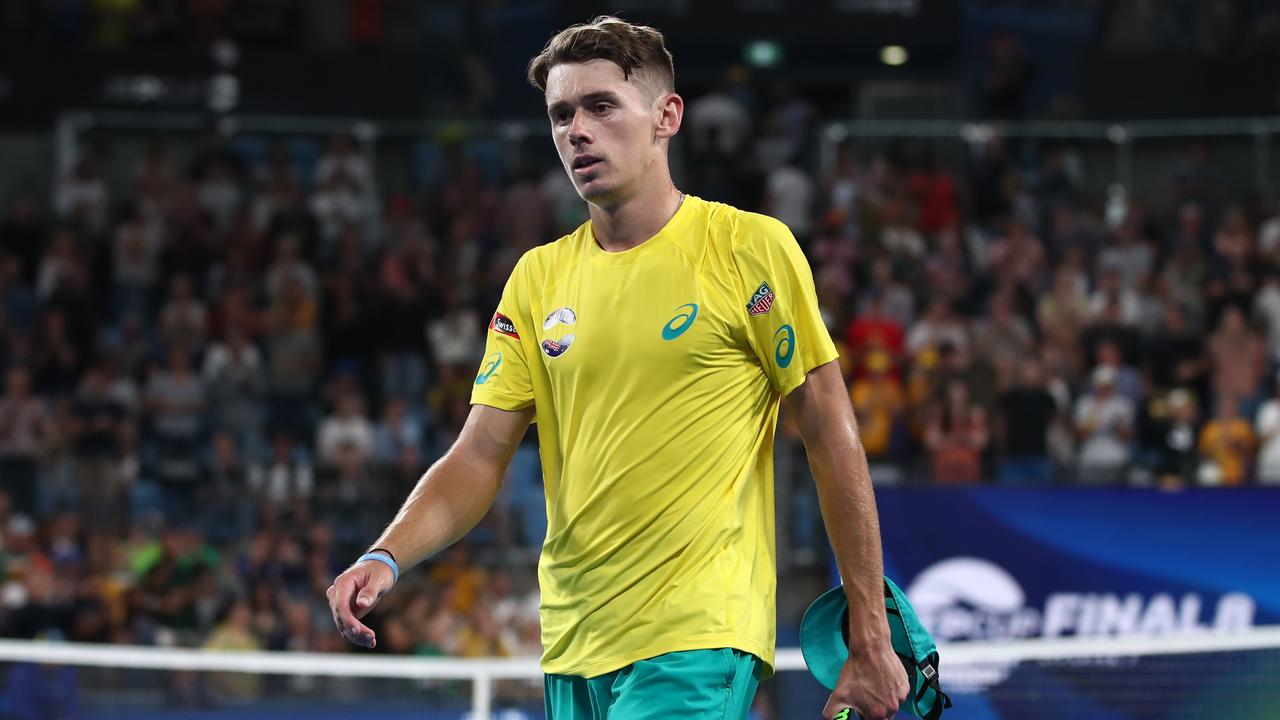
[576,180,617,205]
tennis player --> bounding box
[327,16,908,720]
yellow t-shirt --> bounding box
[470,195,837,678]
[851,378,904,458]
[1197,418,1255,485]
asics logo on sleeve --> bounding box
[661,303,699,341]
[773,324,795,368]
[475,352,502,385]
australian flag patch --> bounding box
[490,312,519,339]
[746,282,775,316]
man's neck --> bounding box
[589,184,684,253]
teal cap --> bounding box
[799,578,952,719]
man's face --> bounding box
[544,60,668,207]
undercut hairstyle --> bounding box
[527,15,676,96]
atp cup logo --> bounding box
[906,557,1256,643]
[542,307,576,358]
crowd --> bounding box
[3,67,1280,672]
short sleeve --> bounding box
[732,213,839,396]
[470,256,536,411]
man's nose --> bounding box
[569,111,591,145]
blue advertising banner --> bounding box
[860,487,1280,719]
[874,488,1280,643]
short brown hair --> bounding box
[527,15,675,95]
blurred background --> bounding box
[1,1,1279,718]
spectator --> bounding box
[53,153,109,232]
[1089,269,1142,327]
[849,351,904,464]
[907,149,958,237]
[195,159,242,233]
[71,365,128,529]
[315,390,374,468]
[996,359,1058,485]
[203,600,263,700]
[314,134,371,194]
[1151,388,1200,489]
[143,348,206,508]
[1037,266,1092,346]
[1144,302,1208,400]
[0,196,45,283]
[686,76,752,159]
[112,209,164,319]
[158,275,208,356]
[1212,205,1254,275]
[202,327,267,459]
[375,237,433,403]
[925,379,989,484]
[764,159,816,246]
[1252,268,1280,363]
[844,292,905,375]
[372,397,423,467]
[1259,201,1280,261]
[1099,218,1155,289]
[987,219,1047,293]
[1197,394,1255,486]
[132,137,178,216]
[0,367,51,514]
[1074,366,1135,484]
[27,308,84,398]
[248,431,314,512]
[1207,305,1266,411]
[264,274,322,439]
[1253,371,1280,484]
[1093,339,1143,407]
[428,291,483,369]
[309,172,364,246]
[203,431,252,543]
[858,256,913,330]
[35,230,79,302]
[265,233,319,306]
[982,33,1033,120]
[934,342,997,412]
[906,297,968,357]
[923,228,974,304]
[973,292,1034,371]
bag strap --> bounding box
[917,658,953,720]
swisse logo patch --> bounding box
[490,312,519,339]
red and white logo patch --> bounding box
[490,312,519,339]
[747,282,775,316]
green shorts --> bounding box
[544,648,762,720]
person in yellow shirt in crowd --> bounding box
[850,350,905,461]
[1197,395,1256,485]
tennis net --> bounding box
[1,628,1278,719]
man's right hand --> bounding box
[326,559,396,648]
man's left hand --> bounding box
[821,641,910,720]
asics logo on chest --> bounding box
[662,303,699,341]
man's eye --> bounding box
[594,103,611,113]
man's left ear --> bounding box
[655,92,683,140]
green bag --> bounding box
[799,576,952,719]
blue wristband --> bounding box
[357,552,399,584]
